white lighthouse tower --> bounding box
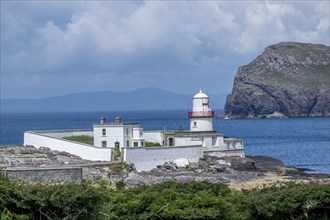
[188,90,215,132]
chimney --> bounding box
[100,117,106,124]
[114,116,121,124]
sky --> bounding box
[1,0,329,99]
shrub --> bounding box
[1,173,329,220]
[244,182,330,220]
[145,142,161,147]
[0,174,110,219]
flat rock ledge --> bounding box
[1,145,329,187]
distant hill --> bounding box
[1,88,227,113]
[225,42,330,118]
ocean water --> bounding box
[1,110,329,174]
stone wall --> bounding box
[1,167,82,183]
[123,145,203,171]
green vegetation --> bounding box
[0,173,109,219]
[257,66,330,93]
[1,173,329,219]
[145,141,162,147]
[244,182,330,220]
[63,135,94,145]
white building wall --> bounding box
[123,145,203,171]
[143,131,164,145]
[24,132,112,161]
[223,139,244,150]
[174,137,203,146]
[203,137,213,148]
[217,136,225,148]
[192,97,211,112]
[94,124,143,149]
[131,127,145,147]
[190,118,213,131]
[94,125,125,148]
[107,126,124,149]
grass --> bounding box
[145,141,161,147]
[258,68,327,92]
[63,135,94,145]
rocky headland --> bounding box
[225,42,330,118]
[1,145,329,189]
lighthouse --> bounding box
[188,90,215,132]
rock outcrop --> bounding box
[2,145,328,187]
[225,42,330,118]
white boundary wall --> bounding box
[123,145,203,171]
[24,131,112,161]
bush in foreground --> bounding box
[1,173,329,220]
[244,182,330,220]
[0,174,109,219]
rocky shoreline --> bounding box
[1,145,329,188]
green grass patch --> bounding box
[63,135,94,145]
[145,141,161,147]
[259,69,326,92]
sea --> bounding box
[1,110,329,174]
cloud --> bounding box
[1,1,329,98]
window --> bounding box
[102,129,106,136]
[102,141,107,148]
[127,140,129,147]
[126,128,129,135]
[133,142,138,147]
[115,141,120,149]
[141,141,144,147]
[193,122,197,127]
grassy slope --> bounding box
[252,43,329,93]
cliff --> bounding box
[225,42,330,118]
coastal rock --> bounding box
[3,145,326,187]
[225,42,330,118]
[226,157,257,171]
[266,111,286,119]
[0,145,86,167]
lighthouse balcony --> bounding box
[188,111,215,118]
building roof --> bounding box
[193,89,208,99]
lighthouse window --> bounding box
[102,129,106,136]
[194,122,197,127]
[133,142,138,147]
[102,141,107,148]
